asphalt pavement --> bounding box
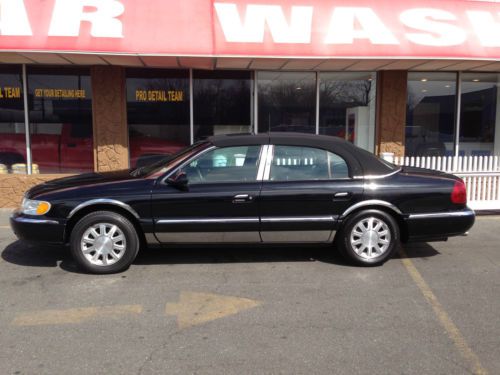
[0,209,499,375]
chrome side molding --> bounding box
[156,217,259,224]
[261,215,336,223]
[68,199,141,219]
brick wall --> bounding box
[0,174,71,208]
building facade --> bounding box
[1,0,500,207]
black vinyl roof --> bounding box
[207,133,397,177]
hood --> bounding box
[26,170,138,198]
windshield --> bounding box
[130,142,210,177]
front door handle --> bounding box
[232,194,253,203]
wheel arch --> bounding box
[338,200,408,242]
[64,202,145,245]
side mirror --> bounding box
[167,171,189,191]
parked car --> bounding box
[0,123,184,173]
[10,133,474,274]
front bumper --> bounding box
[404,207,475,242]
[10,211,66,244]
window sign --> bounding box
[28,67,93,173]
[0,66,26,174]
[126,69,190,168]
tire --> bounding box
[70,211,140,274]
[335,209,400,266]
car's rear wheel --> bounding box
[70,211,140,274]
[336,209,400,266]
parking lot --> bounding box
[0,209,499,375]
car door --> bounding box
[259,145,363,243]
[152,145,263,243]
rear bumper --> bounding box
[10,211,66,244]
[404,207,475,242]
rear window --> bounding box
[270,145,349,181]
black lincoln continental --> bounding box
[10,133,475,273]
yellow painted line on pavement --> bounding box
[400,249,488,375]
[0,225,10,229]
[12,304,143,326]
[166,291,261,329]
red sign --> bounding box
[0,0,500,59]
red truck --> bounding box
[0,123,185,173]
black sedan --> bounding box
[10,133,475,273]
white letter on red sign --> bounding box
[214,3,313,43]
[400,9,465,47]
[48,0,124,38]
[467,11,500,47]
[0,0,32,36]
[324,7,398,45]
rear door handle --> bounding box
[334,192,352,199]
[232,194,253,203]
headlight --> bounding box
[21,198,51,215]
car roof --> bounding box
[207,133,397,177]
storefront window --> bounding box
[0,66,25,174]
[257,72,316,134]
[193,70,252,141]
[460,73,499,157]
[319,72,376,152]
[406,72,456,157]
[126,69,189,168]
[28,67,93,174]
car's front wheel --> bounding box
[336,209,400,266]
[70,211,140,274]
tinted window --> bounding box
[180,146,261,184]
[270,146,349,181]
[406,72,456,157]
[257,72,316,134]
[459,73,499,157]
[193,70,252,141]
[319,72,376,152]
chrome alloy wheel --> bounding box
[80,223,127,266]
[349,217,391,260]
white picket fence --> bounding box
[388,155,500,211]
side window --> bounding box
[180,146,261,184]
[269,146,349,181]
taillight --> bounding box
[451,180,467,205]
